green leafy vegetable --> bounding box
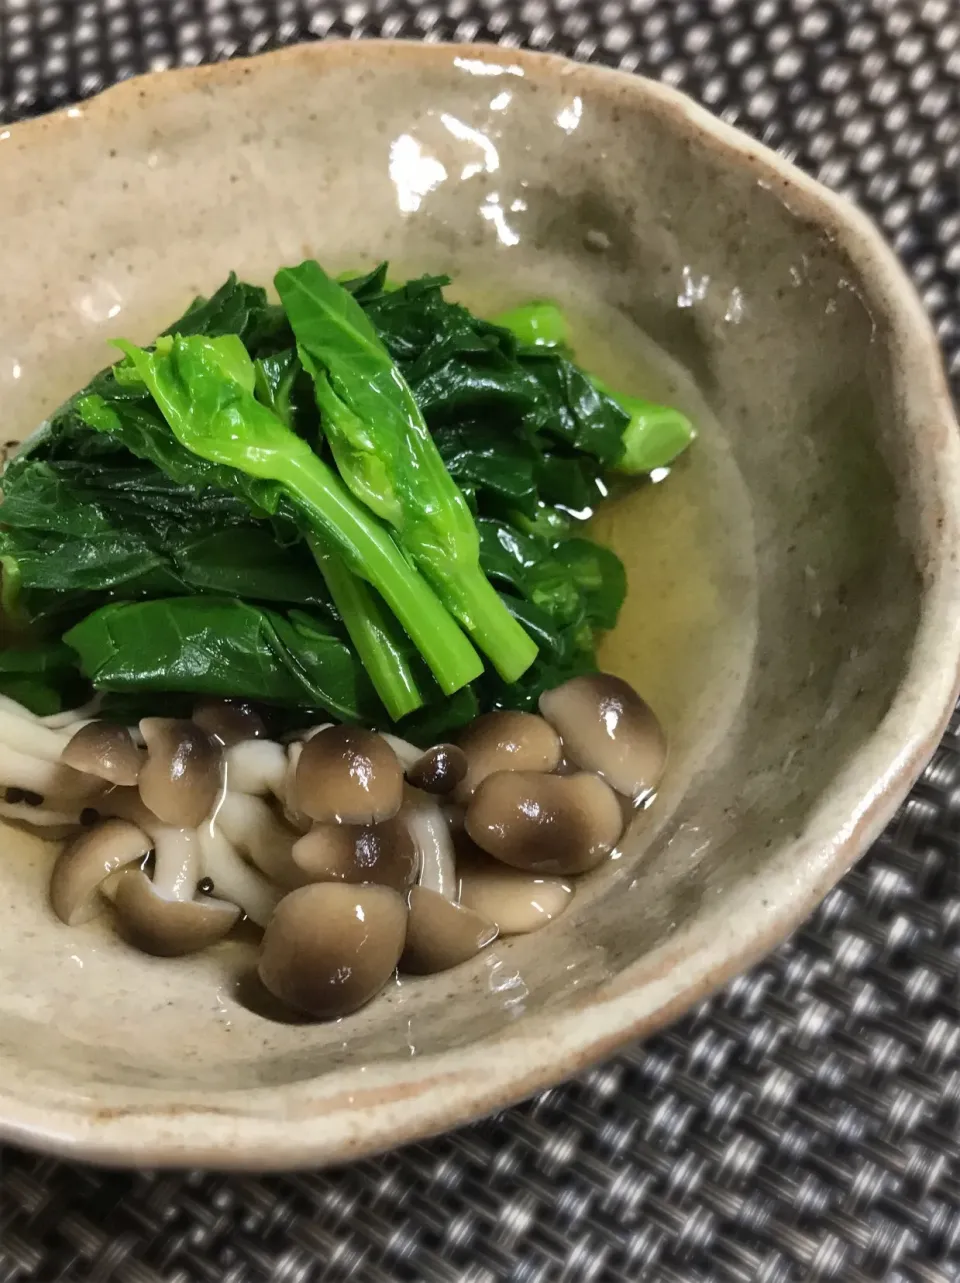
[65,597,382,721]
[0,260,693,734]
[0,642,88,716]
[107,333,483,697]
[275,260,538,684]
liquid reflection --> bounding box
[388,133,448,214]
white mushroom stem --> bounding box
[0,742,105,803]
[0,707,73,761]
[380,732,421,771]
[224,739,288,799]
[404,787,456,901]
[279,742,311,832]
[95,788,197,901]
[216,791,302,889]
[281,722,333,744]
[0,800,82,827]
[152,827,199,901]
[197,825,282,927]
[41,698,102,729]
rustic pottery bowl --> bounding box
[1,40,959,1169]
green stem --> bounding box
[424,561,539,684]
[493,303,696,472]
[493,301,569,348]
[592,381,696,474]
[308,536,424,721]
[283,457,483,696]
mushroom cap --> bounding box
[454,711,561,801]
[61,721,142,786]
[406,744,468,795]
[456,840,575,935]
[401,886,497,974]
[294,726,403,825]
[292,816,418,891]
[465,770,623,875]
[50,818,153,925]
[539,674,667,799]
[138,718,223,828]
[258,883,407,1020]
[111,869,240,956]
[192,698,267,747]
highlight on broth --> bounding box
[0,261,692,1022]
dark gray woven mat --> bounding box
[1,1,960,1280]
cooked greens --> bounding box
[0,263,695,736]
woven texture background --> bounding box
[1,1,960,1280]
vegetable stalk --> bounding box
[492,301,697,473]
[307,536,424,721]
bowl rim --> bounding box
[3,36,960,1170]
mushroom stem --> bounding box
[0,742,105,804]
[216,791,303,890]
[41,699,102,729]
[0,709,73,762]
[403,787,456,901]
[0,799,82,827]
[196,826,282,927]
[152,828,198,901]
[224,739,288,799]
[379,733,421,771]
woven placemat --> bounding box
[1,2,959,1280]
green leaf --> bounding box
[0,642,87,715]
[64,597,383,721]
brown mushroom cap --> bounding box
[258,883,407,1020]
[111,869,240,956]
[50,818,153,925]
[406,744,468,795]
[465,770,623,875]
[291,816,418,892]
[294,726,403,825]
[456,841,575,935]
[192,698,267,747]
[454,711,561,801]
[400,886,497,974]
[138,718,222,828]
[61,721,142,786]
[539,674,667,799]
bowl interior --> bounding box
[0,44,937,1137]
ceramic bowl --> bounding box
[1,39,958,1169]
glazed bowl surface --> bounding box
[1,38,958,1168]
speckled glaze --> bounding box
[0,40,959,1170]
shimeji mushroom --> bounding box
[97,789,199,901]
[258,883,408,1019]
[0,707,107,806]
[192,698,267,747]
[454,711,562,802]
[138,718,223,828]
[465,770,623,875]
[292,815,418,892]
[539,674,667,800]
[405,744,468,796]
[50,818,153,925]
[61,721,142,786]
[110,869,240,956]
[456,839,575,935]
[400,886,497,974]
[294,726,403,824]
